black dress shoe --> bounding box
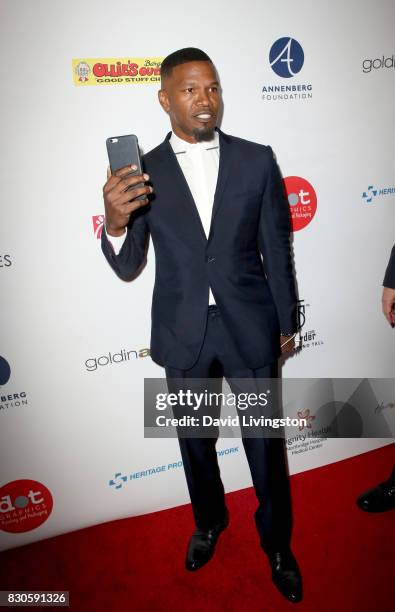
[185,511,229,571]
[267,549,303,603]
[357,468,395,512]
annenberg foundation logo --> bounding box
[0,356,11,386]
[269,37,304,78]
[262,37,313,102]
[0,479,53,533]
[72,57,163,86]
[283,176,317,231]
[92,215,104,239]
[0,356,29,413]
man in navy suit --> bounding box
[102,48,302,603]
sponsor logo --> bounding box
[84,348,150,371]
[375,401,395,414]
[297,408,316,431]
[362,184,395,204]
[262,37,312,102]
[269,37,304,78]
[75,61,91,82]
[0,356,29,412]
[362,55,395,73]
[0,479,53,533]
[109,447,240,490]
[283,176,317,231]
[286,427,330,454]
[0,254,12,268]
[0,356,11,386]
[92,215,104,239]
[296,301,324,350]
[72,57,163,86]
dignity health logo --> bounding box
[262,37,313,102]
[362,184,395,204]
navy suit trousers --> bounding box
[165,305,292,552]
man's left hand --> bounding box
[382,287,395,327]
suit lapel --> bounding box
[158,133,207,243]
[155,129,233,244]
[210,128,232,233]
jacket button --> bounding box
[207,256,216,263]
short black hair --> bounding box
[160,48,212,81]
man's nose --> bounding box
[195,89,210,106]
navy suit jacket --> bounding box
[383,245,395,289]
[102,128,298,369]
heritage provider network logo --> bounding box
[0,479,53,533]
[362,184,395,204]
[262,37,313,102]
[283,176,317,231]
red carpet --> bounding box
[2,444,395,611]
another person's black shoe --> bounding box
[266,549,303,603]
[185,510,229,571]
[357,467,395,512]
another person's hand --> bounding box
[103,164,153,237]
[382,287,395,327]
[280,334,295,355]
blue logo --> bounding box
[0,356,11,386]
[362,186,378,203]
[269,37,304,78]
[109,473,128,490]
[362,184,395,204]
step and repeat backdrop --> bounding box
[1,0,394,550]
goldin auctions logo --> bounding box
[0,479,53,533]
[85,348,150,371]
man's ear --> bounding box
[158,89,170,113]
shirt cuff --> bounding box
[104,225,127,255]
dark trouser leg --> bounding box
[165,308,227,530]
[242,436,292,551]
[224,362,293,552]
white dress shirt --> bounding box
[106,130,220,304]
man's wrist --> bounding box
[105,224,126,238]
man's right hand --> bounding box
[103,164,153,237]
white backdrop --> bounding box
[0,0,394,550]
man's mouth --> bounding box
[194,112,214,122]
